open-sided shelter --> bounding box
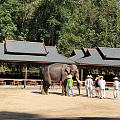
[0,40,74,64]
[0,40,75,87]
[69,47,120,81]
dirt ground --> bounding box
[0,86,120,119]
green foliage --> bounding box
[57,0,120,55]
[0,0,120,56]
[0,63,10,72]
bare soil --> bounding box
[0,86,120,119]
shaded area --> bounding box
[0,112,119,120]
[32,91,41,94]
[48,118,120,120]
[49,92,62,96]
[0,111,119,120]
[0,111,44,119]
[31,91,62,96]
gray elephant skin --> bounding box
[41,63,79,95]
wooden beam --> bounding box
[24,65,27,88]
[81,68,83,81]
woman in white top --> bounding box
[99,76,106,99]
[113,77,120,100]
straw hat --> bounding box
[87,75,92,78]
[113,77,119,80]
[87,75,90,78]
[67,74,73,78]
[89,75,93,78]
[99,76,103,79]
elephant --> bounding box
[41,63,79,95]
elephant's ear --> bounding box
[65,67,70,74]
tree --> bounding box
[0,0,120,56]
[57,0,120,56]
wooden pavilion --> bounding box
[0,40,75,88]
[69,47,120,82]
[1,40,120,87]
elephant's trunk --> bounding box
[76,72,79,80]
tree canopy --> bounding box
[0,0,120,56]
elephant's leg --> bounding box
[62,81,67,96]
[62,85,65,96]
[41,83,46,95]
[64,84,68,96]
[64,80,68,96]
[61,81,65,96]
[77,86,80,95]
[41,89,46,95]
[43,82,50,95]
[46,83,50,95]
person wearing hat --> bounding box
[85,75,93,98]
[95,75,100,81]
[98,76,106,99]
[67,74,74,96]
[85,76,88,96]
[113,77,120,99]
[94,75,100,98]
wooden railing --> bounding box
[0,78,114,88]
[0,78,42,86]
[79,81,114,87]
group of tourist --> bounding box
[85,75,120,99]
[85,75,106,99]
[67,74,120,99]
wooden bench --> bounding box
[27,80,38,86]
[10,80,21,86]
[8,79,23,86]
[106,82,114,87]
[0,79,6,85]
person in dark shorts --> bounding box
[94,76,100,98]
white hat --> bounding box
[67,74,73,78]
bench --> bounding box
[27,80,38,86]
[0,79,6,85]
[106,82,114,87]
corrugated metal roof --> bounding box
[0,42,74,64]
[70,48,120,67]
[5,40,48,56]
[69,49,85,61]
[98,47,120,59]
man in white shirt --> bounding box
[113,77,120,99]
[99,76,106,99]
[85,75,93,98]
[85,77,88,96]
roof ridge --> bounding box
[6,40,45,44]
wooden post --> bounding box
[20,64,22,74]
[16,65,19,75]
[53,82,55,89]
[24,65,27,88]
[81,68,83,81]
